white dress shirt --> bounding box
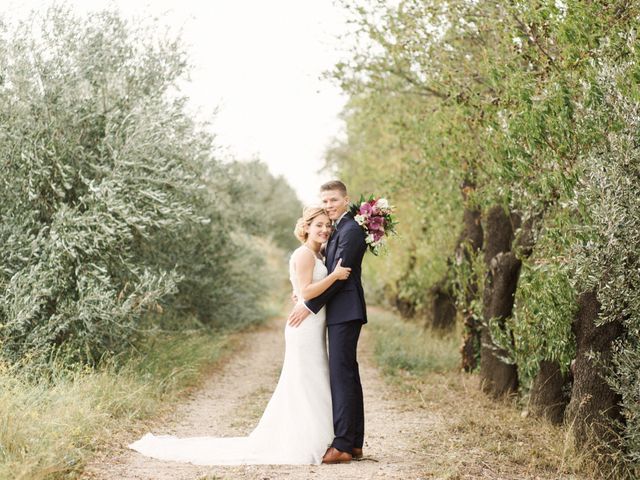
[333,211,348,228]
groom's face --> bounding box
[320,189,349,221]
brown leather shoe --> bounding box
[322,447,352,464]
[352,447,363,459]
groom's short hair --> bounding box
[320,180,348,196]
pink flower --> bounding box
[359,203,373,215]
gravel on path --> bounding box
[84,315,436,480]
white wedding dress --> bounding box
[128,247,334,465]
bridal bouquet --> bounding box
[349,195,397,255]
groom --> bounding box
[288,180,368,464]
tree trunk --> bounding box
[479,205,520,397]
[480,251,521,397]
[455,176,483,372]
[394,296,416,319]
[457,179,484,371]
[529,360,570,425]
[394,252,417,318]
[565,290,624,450]
[429,278,456,331]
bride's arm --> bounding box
[294,249,350,301]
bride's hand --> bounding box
[331,258,351,280]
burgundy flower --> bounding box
[349,193,396,255]
[369,215,384,230]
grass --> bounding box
[368,307,595,479]
[0,325,242,480]
[369,307,460,376]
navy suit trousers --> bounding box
[327,320,364,453]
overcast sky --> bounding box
[4,0,355,204]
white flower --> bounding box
[365,233,375,244]
[376,198,389,209]
[354,214,366,225]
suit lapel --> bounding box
[326,230,338,269]
[326,212,352,270]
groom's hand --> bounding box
[287,303,311,327]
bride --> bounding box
[128,206,351,465]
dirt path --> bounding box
[85,315,436,480]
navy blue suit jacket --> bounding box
[305,212,368,325]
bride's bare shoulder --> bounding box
[291,246,315,266]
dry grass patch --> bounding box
[0,328,238,480]
[368,308,594,480]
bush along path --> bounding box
[85,309,591,480]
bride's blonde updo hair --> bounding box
[294,206,329,243]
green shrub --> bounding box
[569,63,640,472]
[0,6,279,370]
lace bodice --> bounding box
[289,246,328,301]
